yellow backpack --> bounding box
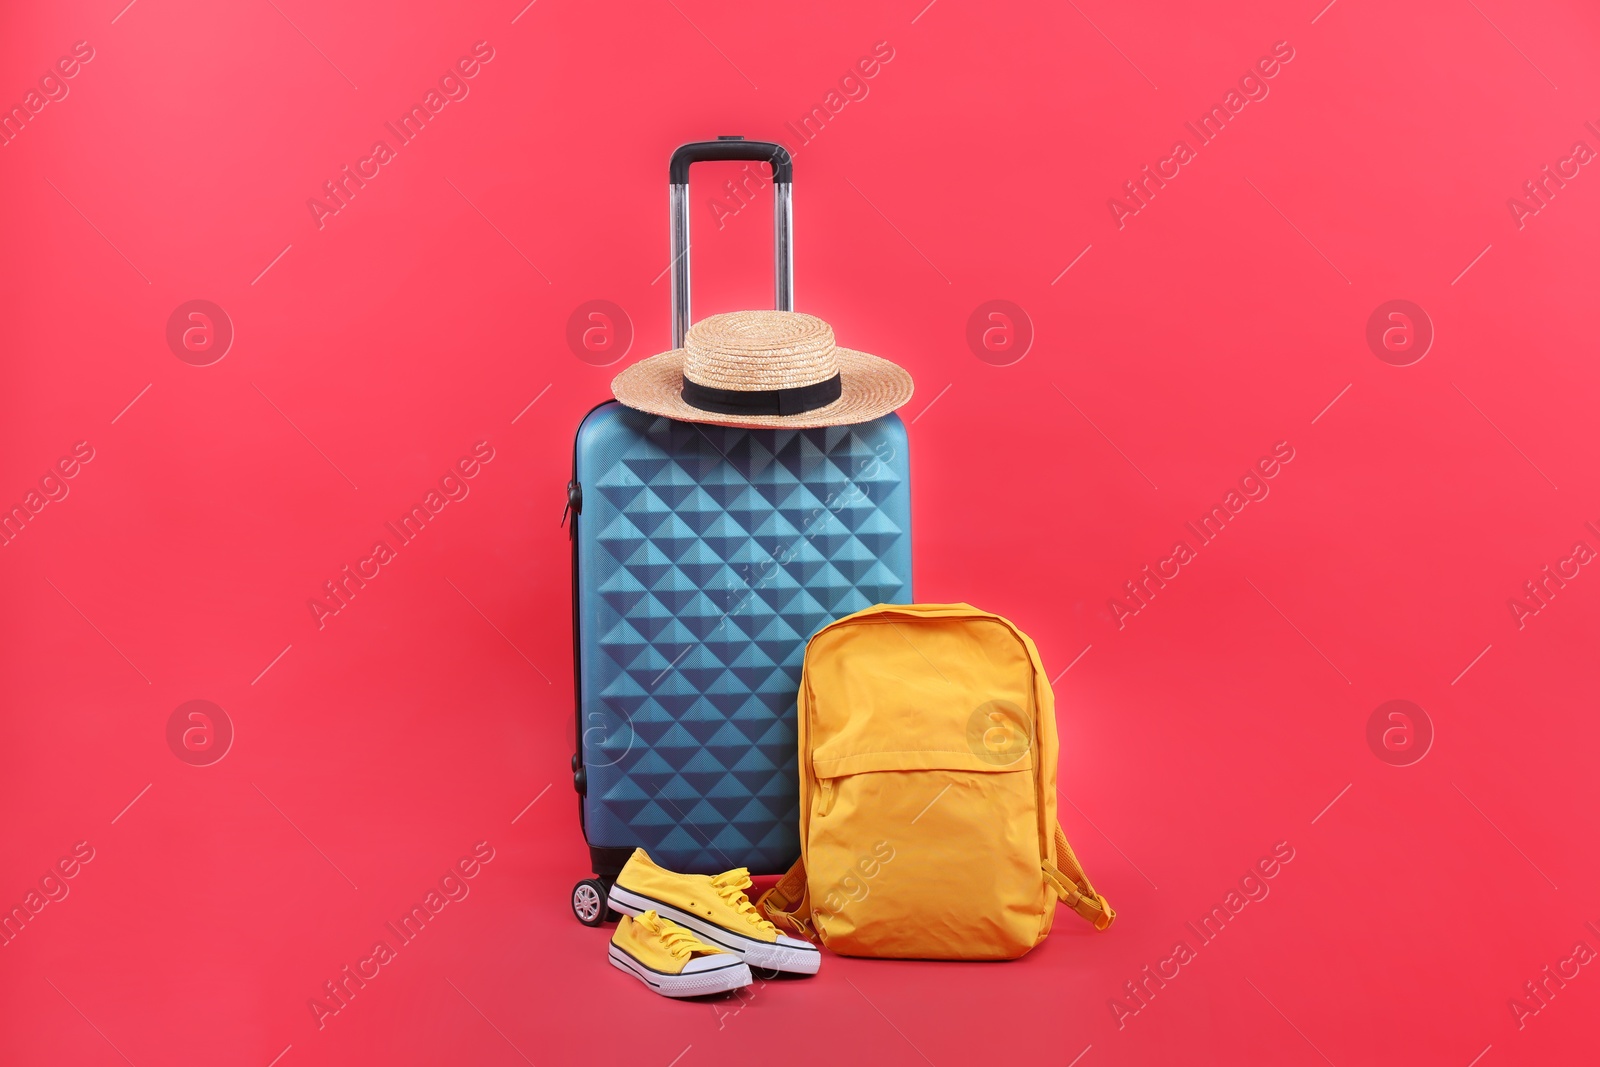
[757,603,1115,959]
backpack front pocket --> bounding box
[806,753,1048,960]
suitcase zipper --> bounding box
[570,401,613,824]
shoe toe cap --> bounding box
[682,953,747,976]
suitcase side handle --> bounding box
[669,136,794,348]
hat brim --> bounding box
[611,346,914,429]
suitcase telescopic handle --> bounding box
[669,137,794,348]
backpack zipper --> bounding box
[815,778,837,817]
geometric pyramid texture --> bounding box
[574,403,912,874]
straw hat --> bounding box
[611,310,914,429]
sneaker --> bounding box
[608,910,752,998]
[608,849,821,976]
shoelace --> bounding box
[709,869,778,934]
[635,910,706,959]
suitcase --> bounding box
[566,138,913,925]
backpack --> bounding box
[756,603,1115,959]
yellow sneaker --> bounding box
[608,849,821,975]
[609,910,752,998]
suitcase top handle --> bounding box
[669,136,794,348]
[669,137,793,185]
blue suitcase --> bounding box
[566,139,912,924]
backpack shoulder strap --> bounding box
[756,858,815,938]
[1044,822,1116,930]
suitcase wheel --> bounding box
[572,878,610,927]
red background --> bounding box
[3,0,1597,1063]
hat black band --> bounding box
[680,372,842,417]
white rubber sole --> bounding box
[608,944,752,998]
[608,883,822,976]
